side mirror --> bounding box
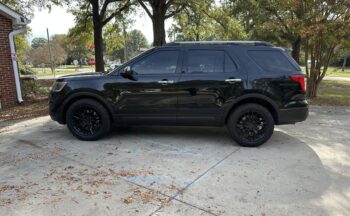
[121,66,137,81]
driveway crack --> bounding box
[149,147,241,216]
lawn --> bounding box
[301,66,350,78]
[32,65,95,77]
[309,80,350,106]
[326,68,350,78]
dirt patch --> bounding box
[122,189,171,206]
[0,168,155,207]
[0,182,39,206]
[0,99,48,124]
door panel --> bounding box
[113,49,182,125]
[177,49,244,126]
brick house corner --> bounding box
[0,3,30,109]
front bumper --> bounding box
[49,91,66,124]
[49,107,65,124]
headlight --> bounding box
[51,81,67,92]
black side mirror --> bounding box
[121,66,137,81]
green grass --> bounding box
[309,80,350,106]
[61,65,93,69]
[32,68,76,76]
[301,66,350,78]
[32,65,95,77]
[326,68,350,78]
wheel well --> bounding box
[62,96,113,124]
[226,98,278,124]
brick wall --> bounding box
[0,14,17,108]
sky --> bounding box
[28,5,173,44]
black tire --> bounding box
[66,99,111,141]
[227,103,274,147]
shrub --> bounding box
[19,64,35,75]
[21,79,49,98]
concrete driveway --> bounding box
[0,106,349,216]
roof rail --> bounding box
[165,41,274,47]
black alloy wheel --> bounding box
[227,103,274,147]
[66,99,111,141]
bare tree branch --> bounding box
[102,0,132,26]
[100,0,113,17]
[138,0,153,18]
[165,4,186,19]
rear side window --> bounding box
[248,50,297,73]
[187,50,224,73]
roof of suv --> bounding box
[165,41,274,47]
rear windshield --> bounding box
[248,50,298,73]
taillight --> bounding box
[290,75,306,92]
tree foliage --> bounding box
[103,23,126,61]
[29,37,67,67]
[225,0,303,62]
[1,0,60,17]
[104,25,149,62]
[65,0,135,71]
[129,30,148,51]
[14,34,31,63]
[31,38,48,49]
[169,1,247,41]
[226,0,350,97]
[299,0,350,97]
[333,38,350,69]
[67,20,94,65]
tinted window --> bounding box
[225,54,237,73]
[187,50,224,73]
[248,50,297,73]
[132,50,179,74]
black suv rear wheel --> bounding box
[66,99,111,141]
[227,103,274,147]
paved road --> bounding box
[0,106,349,215]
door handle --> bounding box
[225,79,242,84]
[158,80,174,85]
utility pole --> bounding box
[46,28,55,77]
[122,21,127,63]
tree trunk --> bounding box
[342,55,348,72]
[307,80,320,98]
[92,1,105,72]
[291,36,301,64]
[152,13,166,46]
[93,23,104,72]
[306,68,319,98]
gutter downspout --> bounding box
[9,28,26,104]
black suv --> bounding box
[49,41,308,147]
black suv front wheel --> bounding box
[66,99,111,141]
[227,103,274,147]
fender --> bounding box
[60,91,115,123]
[223,93,280,124]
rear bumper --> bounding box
[278,106,309,125]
